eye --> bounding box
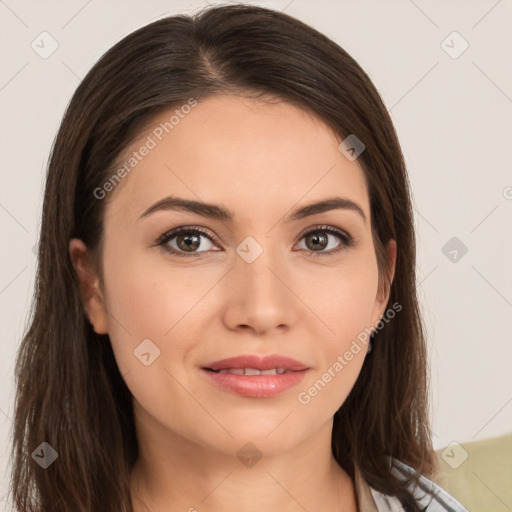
[156,226,221,258]
[295,225,354,257]
[155,224,355,258]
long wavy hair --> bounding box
[11,4,436,511]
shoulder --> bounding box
[367,459,469,512]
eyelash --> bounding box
[155,225,355,259]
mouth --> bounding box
[207,367,291,375]
[201,354,310,398]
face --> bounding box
[70,94,395,457]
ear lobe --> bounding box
[68,238,109,335]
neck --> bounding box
[129,404,358,512]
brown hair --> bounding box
[11,4,436,511]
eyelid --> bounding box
[154,225,222,248]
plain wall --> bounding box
[1,0,511,508]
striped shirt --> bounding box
[354,459,468,511]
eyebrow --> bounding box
[139,195,366,224]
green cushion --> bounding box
[434,432,512,511]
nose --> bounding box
[221,246,298,336]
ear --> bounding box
[369,239,397,329]
[69,238,109,335]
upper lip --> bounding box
[203,354,309,372]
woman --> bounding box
[11,4,467,511]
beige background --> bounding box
[1,0,511,509]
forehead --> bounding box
[104,94,369,227]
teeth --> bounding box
[215,367,288,375]
[218,368,244,375]
[260,368,287,375]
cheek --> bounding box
[100,251,207,437]
[296,350,366,426]
[100,245,225,403]
[103,243,213,337]
[99,244,194,374]
[302,252,379,346]
[295,252,379,408]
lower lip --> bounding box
[201,369,309,398]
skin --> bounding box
[69,94,396,512]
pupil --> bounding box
[308,233,326,250]
[178,234,199,251]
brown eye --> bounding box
[296,226,354,257]
[157,227,220,257]
[304,232,329,251]
[176,232,201,252]
[156,225,354,259]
